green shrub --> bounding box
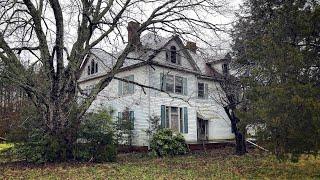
[150,129,188,157]
[12,129,69,163]
[6,107,117,163]
[74,108,117,162]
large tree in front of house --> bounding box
[232,0,320,160]
[0,0,228,160]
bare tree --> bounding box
[0,0,229,158]
[208,54,247,155]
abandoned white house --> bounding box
[78,22,234,147]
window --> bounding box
[175,76,183,94]
[118,110,134,129]
[87,60,98,75]
[118,75,134,96]
[165,75,174,93]
[160,73,187,95]
[198,82,208,99]
[166,46,181,65]
[161,105,188,133]
[170,46,177,63]
[222,63,228,75]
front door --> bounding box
[197,118,208,141]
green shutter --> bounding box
[129,111,134,129]
[183,77,188,95]
[161,105,166,128]
[118,80,123,96]
[183,107,188,133]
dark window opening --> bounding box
[88,60,98,75]
[198,82,208,99]
[170,46,177,64]
[198,83,204,98]
[222,63,228,75]
[91,60,95,74]
[175,76,183,94]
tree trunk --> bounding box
[224,107,247,155]
[38,80,80,161]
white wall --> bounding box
[78,41,234,146]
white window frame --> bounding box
[162,74,187,95]
[198,82,208,99]
[119,75,135,96]
[165,106,185,133]
[87,59,98,75]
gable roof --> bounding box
[79,33,224,80]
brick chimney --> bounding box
[185,41,197,53]
[127,21,141,48]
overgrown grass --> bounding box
[1,144,320,179]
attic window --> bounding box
[166,46,181,65]
[222,63,228,75]
[87,60,98,75]
[170,46,177,63]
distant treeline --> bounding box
[0,82,28,137]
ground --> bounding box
[1,144,320,179]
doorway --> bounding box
[197,118,208,141]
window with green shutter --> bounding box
[160,73,188,96]
[118,110,134,130]
[160,105,188,134]
[119,75,135,96]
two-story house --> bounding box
[78,22,234,147]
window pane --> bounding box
[165,75,174,93]
[222,64,228,74]
[123,81,129,95]
[91,61,95,74]
[198,83,204,98]
[122,75,134,95]
[171,107,179,131]
[175,76,183,94]
[170,46,177,63]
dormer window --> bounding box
[222,63,229,75]
[170,46,177,63]
[166,46,181,65]
[87,60,98,75]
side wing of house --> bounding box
[79,64,152,146]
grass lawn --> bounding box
[1,144,320,179]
